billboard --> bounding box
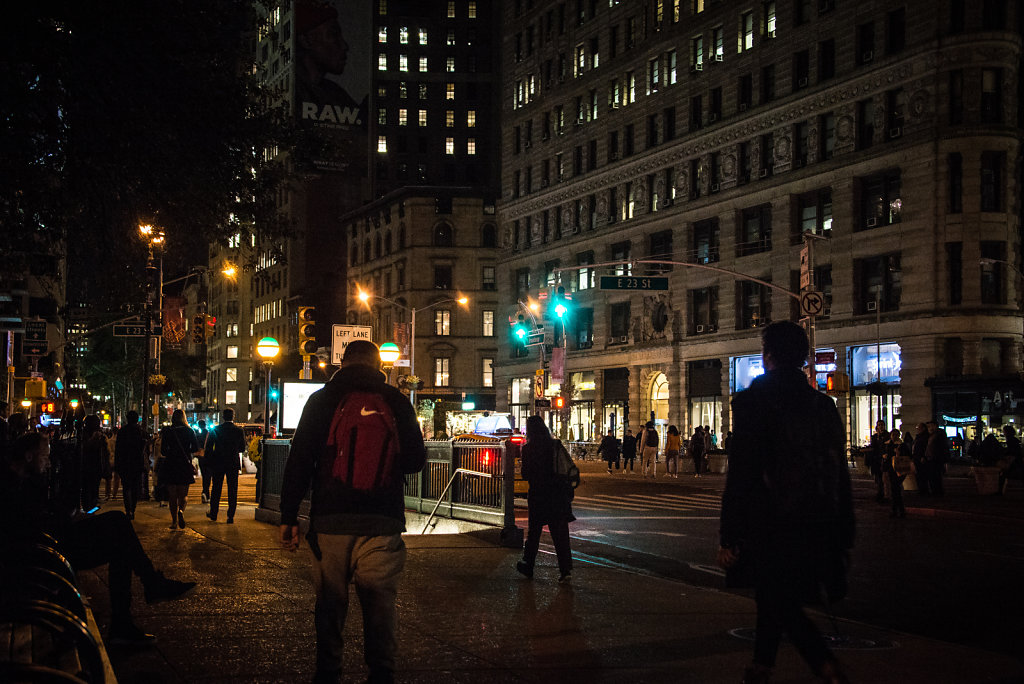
[294,0,370,174]
[281,381,326,431]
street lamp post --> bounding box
[356,290,469,406]
[255,336,280,504]
[139,224,165,433]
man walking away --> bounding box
[206,409,247,523]
[620,428,637,473]
[688,426,706,477]
[911,422,930,495]
[197,419,211,503]
[640,422,659,478]
[925,420,949,496]
[718,321,854,684]
[280,340,426,684]
[114,411,148,520]
[597,428,620,473]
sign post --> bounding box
[22,320,48,357]
[331,325,373,365]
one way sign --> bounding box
[799,290,826,317]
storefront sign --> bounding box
[942,414,978,424]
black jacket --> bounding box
[281,364,426,535]
[206,421,247,473]
[114,423,147,474]
[720,368,854,592]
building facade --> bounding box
[497,0,1024,448]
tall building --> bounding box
[496,0,1023,447]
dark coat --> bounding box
[281,364,426,535]
[621,433,637,459]
[206,421,247,473]
[114,423,147,474]
[597,434,620,461]
[521,438,575,526]
[720,367,854,600]
[159,424,198,485]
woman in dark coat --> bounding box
[516,415,575,583]
[159,409,198,530]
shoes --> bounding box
[206,511,217,522]
[144,571,197,605]
[177,512,186,528]
[558,572,572,584]
[108,622,157,647]
[515,561,533,579]
[607,468,612,473]
[226,517,233,524]
[201,492,210,504]
[168,522,178,530]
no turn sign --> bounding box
[799,290,826,317]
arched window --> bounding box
[481,223,497,247]
[385,231,393,254]
[399,224,407,248]
[363,239,371,262]
[433,222,454,247]
[374,235,382,259]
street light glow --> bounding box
[379,342,400,364]
[256,336,281,360]
[222,262,237,279]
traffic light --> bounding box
[298,306,317,356]
[553,396,566,410]
[192,314,205,344]
[205,315,217,339]
[825,371,849,394]
[512,314,529,345]
[552,286,571,319]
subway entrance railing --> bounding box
[256,438,522,546]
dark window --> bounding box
[647,114,659,147]
[759,133,774,177]
[738,73,753,111]
[709,87,722,121]
[886,7,905,54]
[814,266,833,317]
[664,107,677,140]
[949,70,964,125]
[610,302,631,337]
[820,112,836,160]
[690,95,703,130]
[858,169,902,230]
[573,145,583,175]
[738,142,752,184]
[433,265,453,289]
[760,64,776,103]
[688,158,700,198]
[515,267,530,297]
[981,69,1003,124]
[648,230,673,273]
[948,153,963,213]
[574,308,594,349]
[608,130,619,161]
[738,280,771,329]
[795,0,811,25]
[690,287,719,334]
[794,121,809,167]
[857,254,902,313]
[482,266,496,290]
[793,50,809,90]
[738,205,772,256]
[818,39,835,81]
[797,188,833,241]
[856,23,875,65]
[623,124,635,156]
[947,242,962,305]
[949,0,965,33]
[857,99,874,149]
[980,242,1006,304]
[693,218,720,263]
[981,151,1005,212]
[982,0,1006,30]
[886,88,906,137]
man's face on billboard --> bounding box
[304,18,348,74]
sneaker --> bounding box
[607,468,612,474]
[177,512,186,528]
[226,517,233,524]
[201,492,210,504]
[206,511,217,522]
[144,571,197,605]
[515,561,533,579]
[558,572,572,584]
[109,623,157,647]
[168,522,178,530]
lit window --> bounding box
[467,138,477,155]
[482,358,493,387]
[225,390,237,404]
[447,1,455,18]
[378,108,387,125]
[419,56,428,72]
[434,309,452,335]
[419,28,428,45]
[226,367,237,382]
[399,82,407,98]
[418,110,427,126]
[378,0,387,15]
[483,310,494,336]
[445,137,455,154]
[378,135,388,152]
[467,110,476,127]
[378,27,388,43]
[226,346,239,359]
[447,29,456,46]
[378,54,387,71]
[446,83,455,100]
[741,11,754,51]
[468,1,477,18]
[447,57,456,72]
[446,110,455,127]
[399,26,409,44]
[399,54,408,71]
[399,108,408,125]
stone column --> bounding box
[900,336,941,428]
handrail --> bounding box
[421,468,493,534]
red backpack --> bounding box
[328,391,400,491]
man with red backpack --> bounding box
[280,340,426,684]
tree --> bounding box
[1,1,299,282]
[81,328,146,416]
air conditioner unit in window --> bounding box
[689,189,700,200]
[696,324,705,333]
[866,300,877,311]
[541,179,550,187]
[798,77,808,87]
[618,335,629,343]
[524,140,531,148]
[866,217,878,228]
[739,102,749,112]
[889,126,902,138]
[571,224,581,234]
[767,30,777,39]
[707,324,717,332]
[710,183,720,192]
[692,63,703,72]
[708,113,719,122]
[862,50,874,63]
[759,168,770,178]
[714,54,724,61]
[661,197,673,208]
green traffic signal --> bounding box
[553,286,569,318]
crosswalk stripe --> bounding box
[582,493,721,508]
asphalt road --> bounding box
[516,465,1024,659]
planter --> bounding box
[708,452,729,474]
[971,466,1002,495]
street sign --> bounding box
[526,331,545,345]
[799,290,826,317]
[113,324,162,337]
[331,324,373,365]
[22,320,48,356]
[534,398,552,409]
[599,276,669,290]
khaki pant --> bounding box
[641,446,659,477]
[309,533,406,681]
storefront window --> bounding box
[689,398,723,445]
[851,343,901,385]
[733,355,764,392]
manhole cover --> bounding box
[728,628,898,650]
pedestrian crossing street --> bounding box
[571,491,722,515]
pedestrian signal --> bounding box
[825,371,849,394]
[553,396,566,409]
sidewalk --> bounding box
[76,484,1024,683]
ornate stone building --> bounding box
[496,0,1023,448]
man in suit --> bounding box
[206,408,247,523]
